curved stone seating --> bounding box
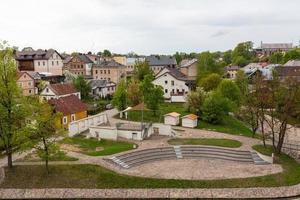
[110,146,269,169]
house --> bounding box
[152,67,191,101]
[63,54,93,76]
[255,42,293,56]
[284,60,300,67]
[40,83,80,100]
[181,114,198,128]
[17,71,37,96]
[242,63,278,80]
[15,47,64,76]
[179,58,198,80]
[49,95,87,129]
[92,60,126,83]
[89,79,116,98]
[164,112,180,125]
[85,53,101,64]
[224,65,240,79]
[146,55,177,75]
[126,57,145,74]
[113,56,127,66]
[275,66,300,82]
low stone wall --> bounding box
[0,185,300,199]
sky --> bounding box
[1,0,300,55]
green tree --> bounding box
[103,49,112,57]
[199,73,221,91]
[223,50,232,65]
[0,42,28,168]
[201,92,231,124]
[133,61,153,81]
[282,48,300,64]
[232,41,254,67]
[232,56,248,67]
[269,52,283,64]
[197,51,223,80]
[111,79,127,111]
[24,100,64,173]
[73,75,91,100]
[145,86,164,116]
[235,70,248,97]
[217,79,242,107]
[185,87,207,115]
[127,79,141,106]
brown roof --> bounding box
[182,114,198,120]
[48,95,87,115]
[275,66,300,82]
[48,83,77,95]
[261,43,293,49]
[15,48,63,61]
[164,112,180,117]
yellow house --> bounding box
[113,56,127,66]
[49,95,87,129]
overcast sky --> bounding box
[1,0,300,55]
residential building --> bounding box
[255,42,293,56]
[92,60,126,83]
[164,112,180,125]
[17,71,37,96]
[113,56,127,66]
[242,63,278,80]
[15,47,64,76]
[85,53,101,64]
[40,83,80,100]
[63,54,93,76]
[49,95,87,129]
[275,66,300,82]
[224,65,240,79]
[181,114,198,128]
[179,58,198,80]
[284,60,300,67]
[126,57,145,73]
[146,55,177,75]
[152,67,191,100]
[89,79,116,98]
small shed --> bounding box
[181,114,198,128]
[164,112,181,125]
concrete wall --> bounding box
[151,123,172,136]
[171,95,186,103]
[89,126,118,140]
[117,129,143,141]
[68,113,108,137]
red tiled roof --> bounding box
[48,95,87,115]
[49,83,77,95]
[182,114,198,120]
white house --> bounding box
[40,83,80,100]
[89,80,116,98]
[181,114,198,128]
[146,55,177,75]
[16,48,64,76]
[152,68,190,100]
[164,112,180,125]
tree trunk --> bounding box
[43,138,50,174]
[260,119,266,147]
[6,149,13,169]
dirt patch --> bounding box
[60,144,82,153]
[95,147,104,152]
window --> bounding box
[43,61,45,66]
[52,61,54,65]
[71,114,76,122]
[46,88,49,93]
[108,70,110,74]
[171,80,174,86]
[29,89,32,94]
[38,61,40,66]
[100,70,103,74]
[165,80,168,84]
[63,116,68,124]
[95,70,98,74]
[108,87,110,91]
[28,81,32,86]
[57,61,59,65]
[81,65,83,68]
[104,70,106,74]
[108,78,111,81]
[165,89,168,94]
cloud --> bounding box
[211,30,228,38]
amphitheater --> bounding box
[105,145,283,180]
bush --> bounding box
[199,73,221,91]
[201,92,231,124]
[217,79,242,107]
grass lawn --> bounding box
[60,136,135,156]
[168,138,242,148]
[123,102,253,137]
[2,150,300,189]
[252,144,275,156]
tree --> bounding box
[201,92,231,124]
[223,50,232,65]
[24,100,63,173]
[111,79,127,111]
[0,42,29,168]
[103,49,112,57]
[185,87,207,115]
[197,51,223,81]
[145,86,164,116]
[282,48,300,64]
[73,75,91,100]
[269,51,283,64]
[217,79,242,107]
[133,61,153,81]
[127,79,141,106]
[199,73,221,91]
[235,70,248,97]
[232,41,255,67]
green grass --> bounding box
[168,138,242,148]
[252,145,275,156]
[2,151,300,189]
[122,102,253,137]
[60,136,135,156]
